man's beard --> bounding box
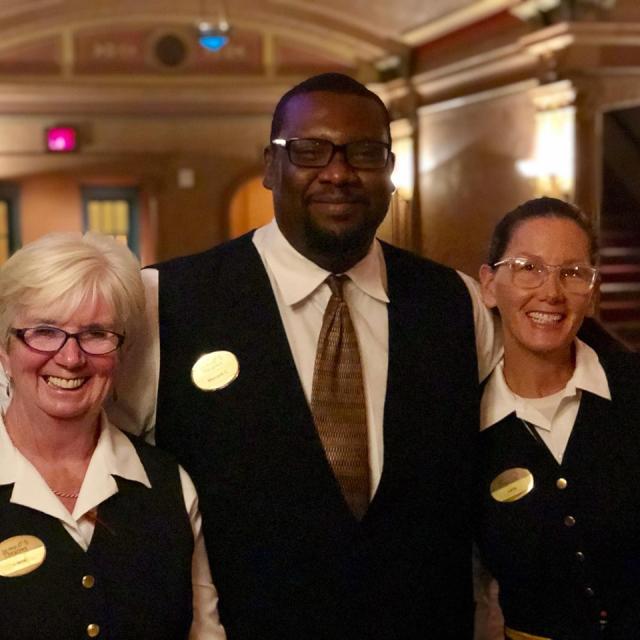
[303,214,377,259]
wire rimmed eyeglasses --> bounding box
[11,326,125,355]
[492,257,599,294]
[271,137,391,170]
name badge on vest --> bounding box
[191,351,239,391]
[0,535,46,577]
[490,468,534,503]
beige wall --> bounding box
[0,113,271,263]
[228,175,274,239]
[4,34,640,274]
[20,175,82,240]
[417,89,536,276]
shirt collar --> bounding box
[95,412,151,487]
[568,338,612,400]
[256,219,389,306]
[480,338,611,431]
[0,411,151,521]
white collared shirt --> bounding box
[253,221,390,492]
[0,412,226,639]
[1,411,151,550]
[480,339,611,463]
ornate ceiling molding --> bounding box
[401,0,521,46]
[406,21,640,107]
[0,80,291,115]
[0,3,397,63]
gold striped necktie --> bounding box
[311,274,370,520]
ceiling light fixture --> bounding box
[197,0,231,52]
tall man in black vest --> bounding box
[109,73,499,639]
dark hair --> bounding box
[487,196,598,265]
[269,72,391,142]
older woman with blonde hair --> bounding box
[0,232,225,639]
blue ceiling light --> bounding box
[197,1,231,52]
[197,20,230,52]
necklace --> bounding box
[52,488,80,500]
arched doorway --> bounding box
[228,175,274,238]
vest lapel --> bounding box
[561,390,611,472]
[217,239,355,519]
[369,245,433,513]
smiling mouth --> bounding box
[309,190,365,205]
[527,311,564,325]
[45,376,87,390]
[311,199,360,209]
[309,201,364,220]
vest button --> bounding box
[575,551,585,562]
[86,623,100,637]
[82,575,95,589]
[556,477,568,490]
[564,515,576,527]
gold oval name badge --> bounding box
[490,468,534,503]
[0,535,46,578]
[191,351,239,391]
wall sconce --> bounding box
[386,125,415,250]
[391,136,414,202]
[517,105,575,199]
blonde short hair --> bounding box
[0,232,145,349]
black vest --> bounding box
[476,352,640,640]
[0,438,193,640]
[155,233,479,639]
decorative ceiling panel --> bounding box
[0,0,518,53]
[0,0,525,115]
[265,0,489,37]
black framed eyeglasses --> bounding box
[11,326,125,355]
[492,256,599,295]
[271,137,391,169]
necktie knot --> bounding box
[327,274,347,299]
